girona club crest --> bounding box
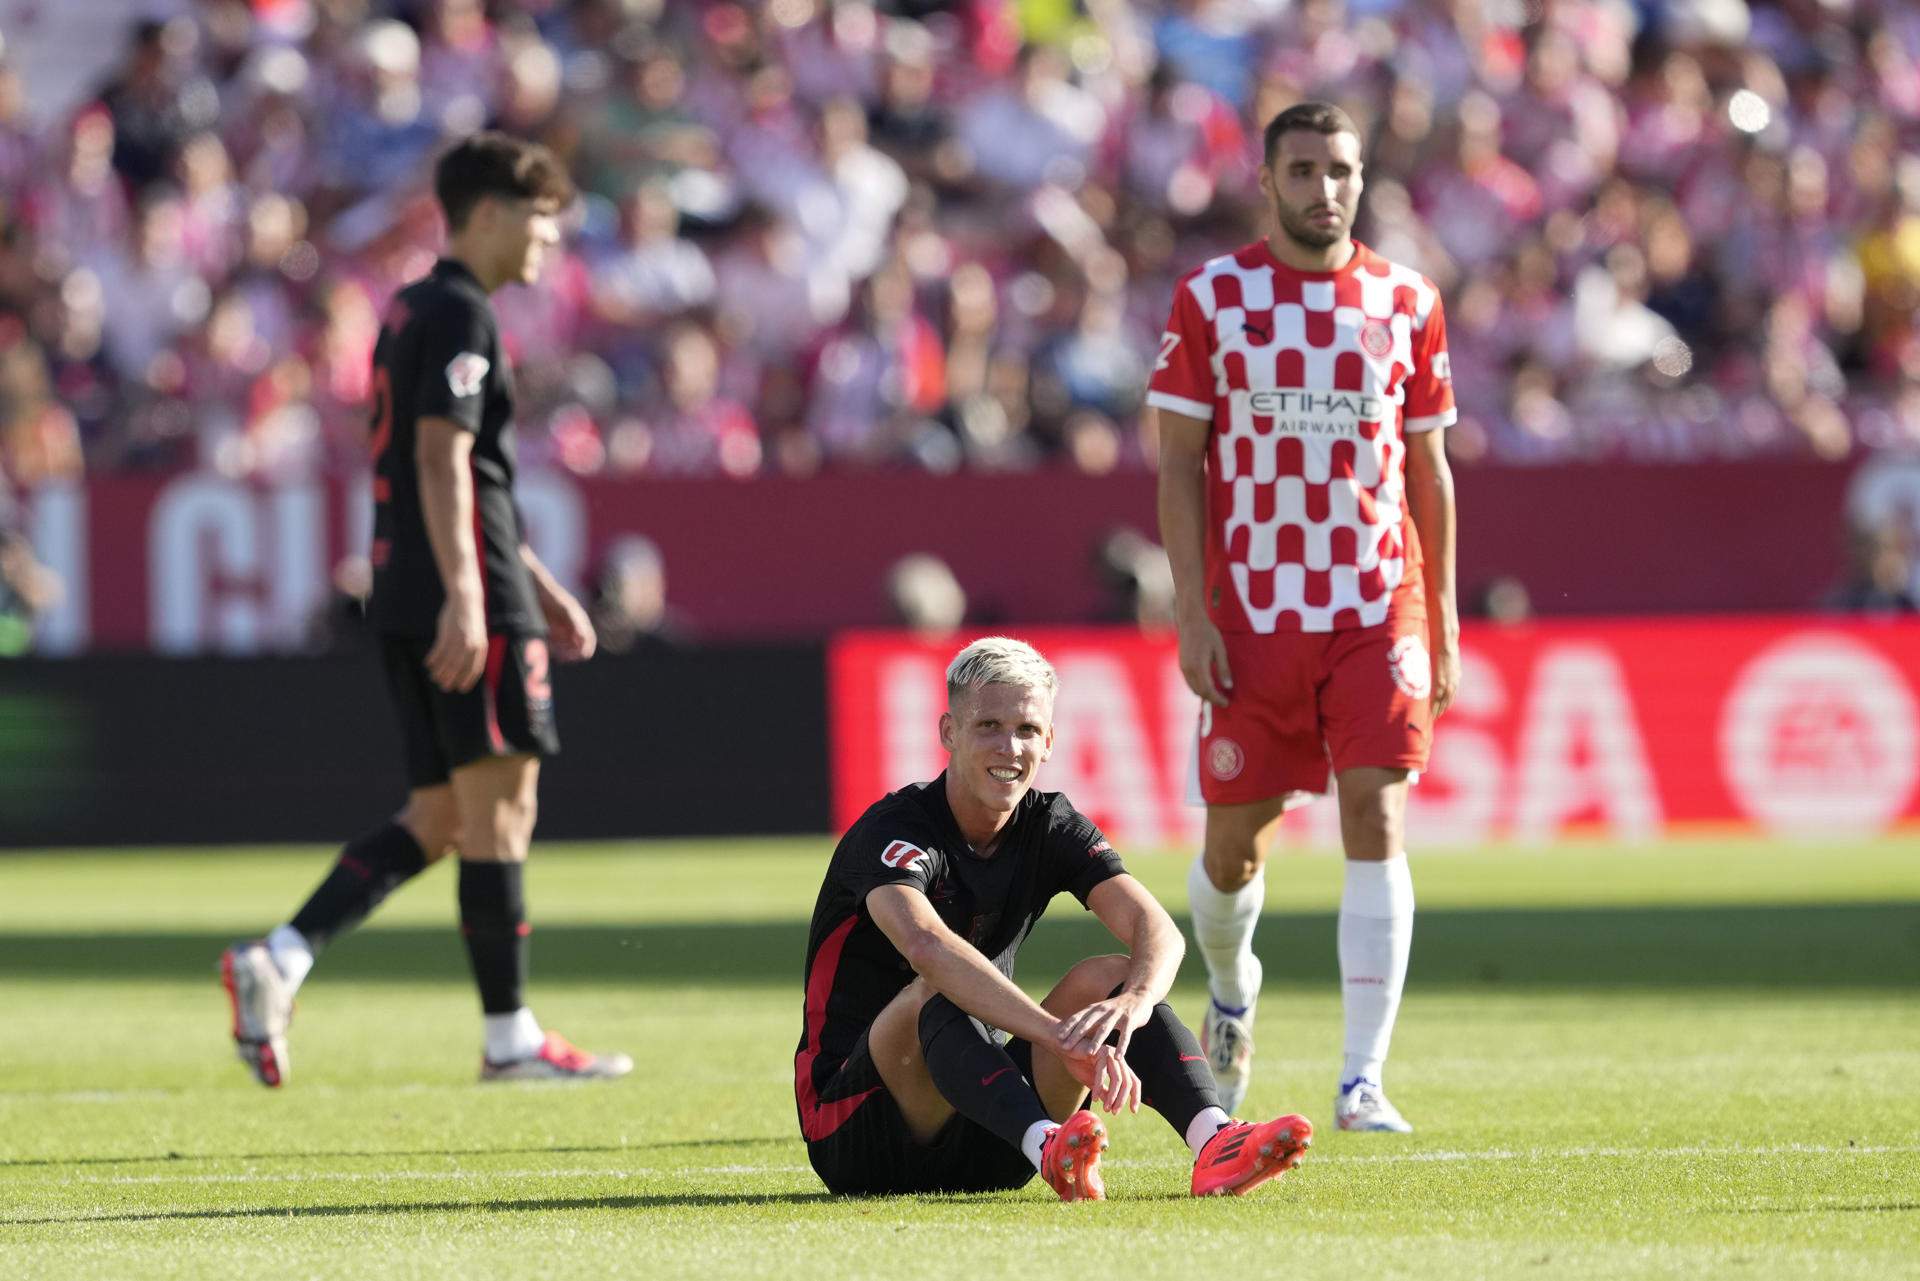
[1207,737,1246,782]
[1387,635,1432,700]
[1359,320,1393,359]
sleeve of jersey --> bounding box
[1051,804,1128,907]
[841,829,939,906]
[1144,281,1215,424]
[412,297,493,434]
[1402,292,1458,434]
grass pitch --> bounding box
[1,836,1916,1280]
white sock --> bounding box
[484,1007,545,1063]
[1020,1119,1058,1172]
[1187,855,1265,1012]
[1338,857,1415,1089]
[1185,1105,1233,1156]
[265,925,315,993]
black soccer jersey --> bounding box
[794,774,1126,1140]
[366,258,543,637]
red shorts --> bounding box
[1196,620,1433,806]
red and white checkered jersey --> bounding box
[1147,239,1456,634]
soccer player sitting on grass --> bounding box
[795,637,1312,1201]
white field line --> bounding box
[25,1142,1916,1189]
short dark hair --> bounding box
[434,132,573,232]
[1262,101,1361,163]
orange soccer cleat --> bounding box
[1191,1114,1313,1197]
[1039,1110,1109,1202]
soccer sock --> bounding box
[1019,1119,1058,1172]
[265,925,315,992]
[484,1008,545,1063]
[1338,857,1415,1088]
[284,820,430,965]
[1187,855,1265,1011]
[1185,1106,1233,1157]
[458,859,530,1018]
[917,994,1053,1159]
[1120,996,1226,1140]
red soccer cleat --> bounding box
[1191,1114,1313,1197]
[1039,1110,1109,1202]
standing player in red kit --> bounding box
[1149,102,1459,1132]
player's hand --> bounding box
[542,588,597,662]
[1054,991,1155,1062]
[426,592,488,692]
[1429,631,1461,719]
[1060,1042,1143,1115]
[1176,611,1233,707]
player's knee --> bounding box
[1203,845,1262,892]
[915,992,975,1052]
[1061,954,1131,1007]
[1340,791,1402,855]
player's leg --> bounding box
[1331,765,1416,1132]
[1320,620,1431,1132]
[438,634,627,1080]
[1188,796,1286,1111]
[1187,632,1327,1112]
[265,786,459,993]
[867,977,1103,1200]
[221,637,457,1087]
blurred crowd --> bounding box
[0,0,1917,497]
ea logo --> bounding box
[1208,737,1245,781]
[1360,320,1393,359]
[1387,635,1432,700]
[1720,635,1918,834]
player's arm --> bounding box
[1156,404,1231,706]
[866,883,1062,1045]
[1404,426,1459,718]
[518,544,596,661]
[1054,874,1184,1058]
[416,417,487,692]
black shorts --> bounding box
[804,1031,1037,1196]
[379,633,560,788]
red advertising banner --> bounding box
[11,457,1888,652]
[828,620,1920,846]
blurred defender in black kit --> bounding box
[221,134,631,1086]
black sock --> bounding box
[288,821,429,952]
[1122,999,1225,1140]
[917,995,1052,1150]
[458,860,528,1015]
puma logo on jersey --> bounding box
[1242,320,1271,343]
[880,840,930,870]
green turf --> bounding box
[1,837,1916,1280]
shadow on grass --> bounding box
[0,1136,795,1169]
[4,1190,839,1226]
[2,904,1915,990]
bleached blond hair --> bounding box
[945,636,1059,706]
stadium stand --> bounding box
[0,0,1915,493]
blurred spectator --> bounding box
[1094,527,1176,629]
[1825,521,1918,614]
[1474,575,1535,625]
[588,181,716,326]
[886,552,967,636]
[607,321,760,476]
[592,534,692,652]
[956,43,1105,193]
[0,335,84,486]
[0,528,62,656]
